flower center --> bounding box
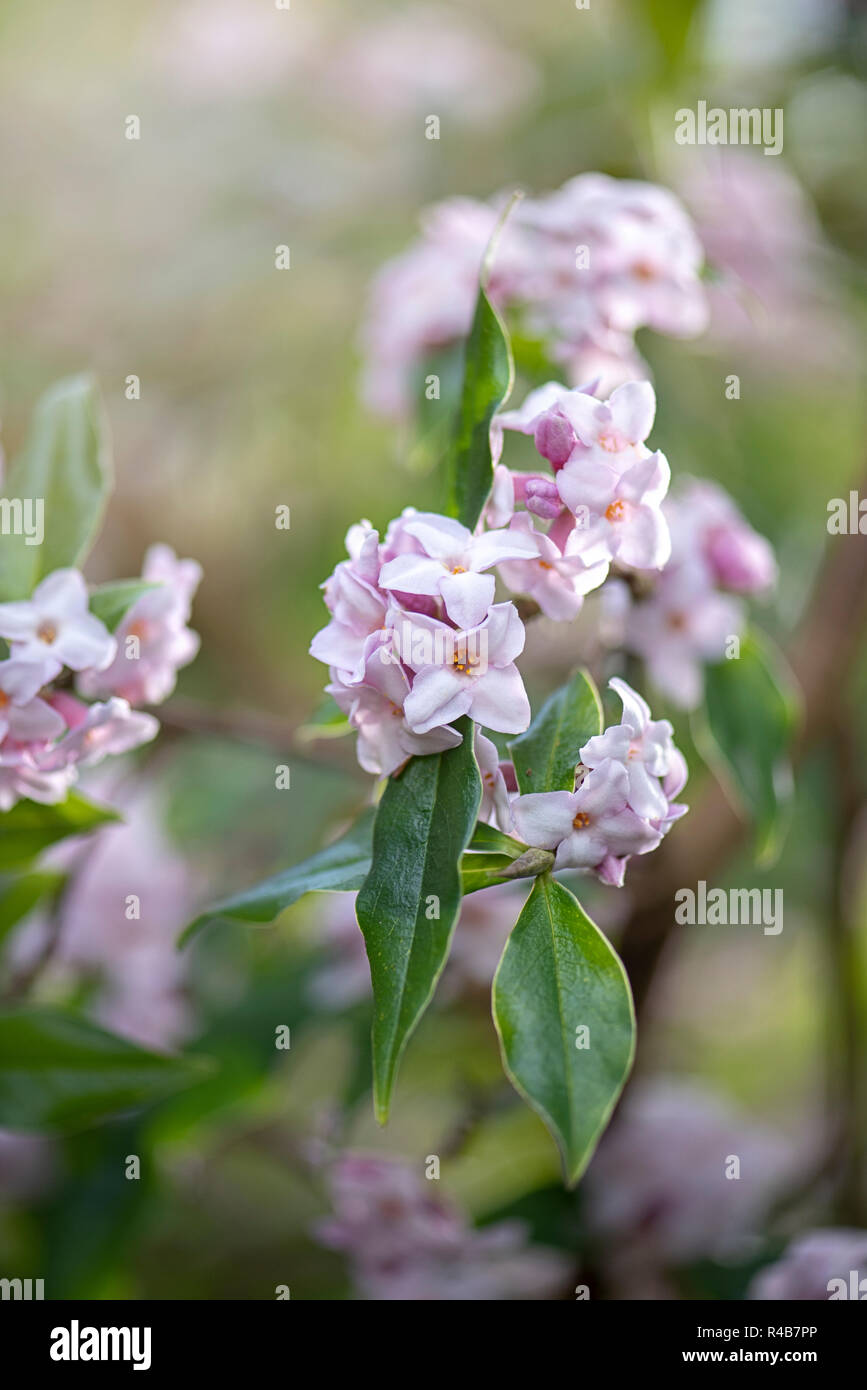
[37,620,58,644]
[572,811,591,830]
[451,565,467,574]
[605,499,626,523]
[453,654,480,676]
[667,611,687,632]
[632,261,657,282]
[0,691,8,710]
[538,560,553,571]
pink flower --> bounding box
[379,512,538,630]
[558,449,672,571]
[475,730,514,830]
[497,513,609,621]
[328,631,461,777]
[400,602,530,735]
[624,559,744,708]
[309,525,388,682]
[748,1230,867,1301]
[666,478,776,594]
[0,569,115,672]
[0,757,74,812]
[37,698,158,772]
[0,660,65,744]
[580,677,675,821]
[511,759,661,874]
[314,1153,570,1301]
[557,380,657,471]
[77,545,202,706]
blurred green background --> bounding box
[1,0,866,1299]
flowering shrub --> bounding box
[189,175,796,1186]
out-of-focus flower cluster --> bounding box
[748,1229,867,1300]
[583,1079,797,1299]
[314,1154,571,1300]
[361,174,708,421]
[609,477,777,708]
[6,782,196,1052]
[0,546,201,811]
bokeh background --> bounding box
[1,0,866,1299]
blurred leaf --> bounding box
[0,1007,211,1132]
[0,793,119,870]
[697,629,801,867]
[447,287,513,530]
[492,875,635,1186]
[40,1120,156,1297]
[0,375,112,600]
[509,668,603,795]
[356,719,481,1124]
[89,579,158,631]
[295,693,352,742]
[0,870,65,946]
[182,807,375,944]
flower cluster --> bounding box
[0,547,201,810]
[310,378,675,786]
[507,677,688,887]
[314,1154,571,1300]
[613,477,777,707]
[361,174,708,420]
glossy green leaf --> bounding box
[0,870,66,946]
[0,1008,210,1132]
[447,286,513,530]
[89,579,158,631]
[0,375,112,600]
[468,822,527,858]
[0,793,119,871]
[492,875,635,1186]
[181,807,375,944]
[356,719,481,1123]
[697,629,800,866]
[509,668,603,796]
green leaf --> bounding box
[697,629,800,867]
[468,822,527,859]
[181,807,375,945]
[356,719,481,1123]
[0,871,66,946]
[492,875,635,1186]
[0,375,112,600]
[447,287,513,529]
[509,668,603,796]
[0,793,119,871]
[89,579,158,631]
[0,1008,210,1132]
